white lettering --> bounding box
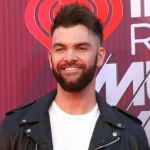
[146,62,150,99]
[130,0,141,18]
[131,23,150,55]
[96,62,145,106]
[130,0,150,17]
[144,0,150,17]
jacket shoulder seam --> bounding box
[113,106,142,125]
[5,100,37,115]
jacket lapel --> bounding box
[18,90,125,150]
[19,89,57,150]
[88,92,125,150]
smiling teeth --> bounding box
[65,68,79,71]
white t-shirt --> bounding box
[49,101,100,150]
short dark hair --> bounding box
[51,3,103,44]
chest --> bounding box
[49,105,100,150]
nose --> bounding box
[64,50,77,62]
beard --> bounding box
[51,56,97,92]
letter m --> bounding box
[96,62,145,106]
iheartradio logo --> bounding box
[25,0,123,49]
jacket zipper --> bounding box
[93,137,120,150]
[35,143,38,150]
[25,132,45,150]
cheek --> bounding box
[79,53,97,66]
[51,54,64,69]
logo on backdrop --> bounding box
[25,0,123,49]
[95,0,150,139]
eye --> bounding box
[78,47,87,51]
[55,48,65,52]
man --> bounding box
[0,3,149,150]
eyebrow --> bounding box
[52,43,66,48]
[52,42,91,48]
[74,42,91,47]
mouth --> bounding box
[64,67,80,71]
[60,67,82,76]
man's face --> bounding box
[49,24,105,92]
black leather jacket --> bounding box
[0,89,149,150]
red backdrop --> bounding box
[0,0,150,144]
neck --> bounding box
[54,79,97,115]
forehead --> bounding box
[51,24,99,46]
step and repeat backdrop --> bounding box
[0,0,150,144]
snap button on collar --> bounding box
[22,119,27,123]
[26,129,31,133]
[112,132,118,137]
[117,123,122,127]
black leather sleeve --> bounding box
[138,125,150,150]
[0,120,11,150]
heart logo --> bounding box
[25,0,123,50]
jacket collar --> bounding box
[95,92,125,128]
[20,89,57,123]
[19,89,125,150]
[19,89,56,150]
[88,92,125,150]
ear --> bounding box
[48,50,52,69]
[97,47,106,67]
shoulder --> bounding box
[112,106,150,148]
[3,89,56,124]
[5,100,37,115]
[112,106,149,143]
[112,106,142,126]
[0,100,37,140]
[2,100,37,128]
